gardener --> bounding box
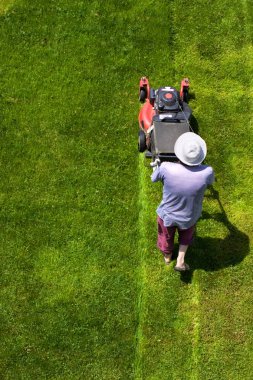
[151,132,214,271]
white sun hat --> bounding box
[174,132,207,166]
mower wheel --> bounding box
[139,89,147,103]
[138,130,147,152]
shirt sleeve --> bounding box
[151,165,163,182]
[207,167,215,185]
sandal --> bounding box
[174,263,190,272]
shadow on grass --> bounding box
[190,114,199,134]
[179,186,250,284]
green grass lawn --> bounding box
[0,0,252,379]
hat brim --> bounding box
[174,132,207,166]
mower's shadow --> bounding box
[190,114,199,134]
[178,187,250,284]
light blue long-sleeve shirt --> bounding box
[151,162,214,229]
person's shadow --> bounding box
[178,186,250,283]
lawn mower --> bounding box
[138,76,193,166]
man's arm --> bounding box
[151,165,163,182]
[207,167,215,185]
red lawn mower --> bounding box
[138,76,193,165]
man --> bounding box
[151,132,214,271]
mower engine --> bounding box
[138,77,192,164]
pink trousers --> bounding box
[157,216,195,255]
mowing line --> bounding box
[190,275,201,380]
[134,153,149,380]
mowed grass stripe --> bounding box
[0,0,156,378]
[130,1,200,379]
[133,5,202,380]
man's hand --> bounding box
[150,158,161,171]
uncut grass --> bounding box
[139,0,253,379]
[0,0,154,378]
